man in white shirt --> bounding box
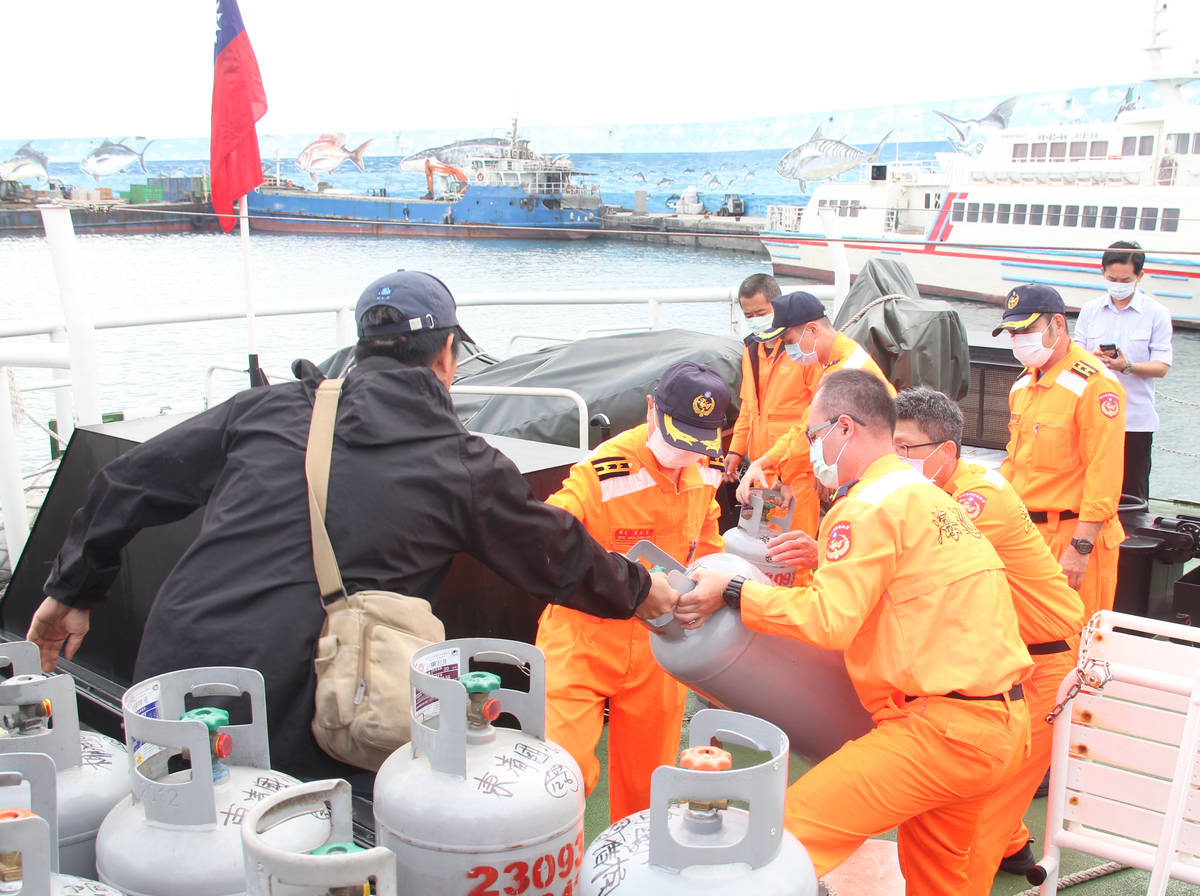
[1073,240,1173,502]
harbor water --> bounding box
[1,231,1197,504]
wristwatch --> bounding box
[1122,362,1134,374]
[722,575,747,610]
[1070,538,1094,555]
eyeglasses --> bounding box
[893,440,943,458]
[805,414,865,445]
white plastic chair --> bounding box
[1029,610,1200,894]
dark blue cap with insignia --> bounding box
[992,283,1066,336]
[753,291,827,342]
[652,361,731,459]
[356,270,465,339]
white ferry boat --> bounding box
[762,30,1200,326]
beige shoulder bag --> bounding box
[306,377,446,771]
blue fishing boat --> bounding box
[246,120,602,239]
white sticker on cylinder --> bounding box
[413,646,461,719]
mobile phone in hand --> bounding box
[1100,343,1118,357]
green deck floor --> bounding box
[582,696,1198,895]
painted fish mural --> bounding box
[399,137,512,172]
[0,142,49,181]
[80,139,153,180]
[776,124,893,191]
[295,134,373,182]
[933,96,1018,156]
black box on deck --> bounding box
[1173,566,1200,625]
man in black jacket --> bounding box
[28,270,678,784]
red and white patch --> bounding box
[1099,392,1120,419]
[826,521,853,562]
[956,490,987,521]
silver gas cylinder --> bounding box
[581,709,817,895]
[96,667,328,896]
[720,487,796,587]
[243,779,396,896]
[375,639,584,896]
[631,541,873,763]
[0,752,122,895]
[0,641,128,879]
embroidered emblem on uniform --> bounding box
[1069,360,1097,379]
[1009,412,1019,423]
[1017,503,1034,533]
[957,491,987,521]
[826,521,852,561]
[693,392,716,417]
[591,456,631,481]
[614,527,652,542]
[932,507,966,543]
[708,456,726,472]
[1099,391,1120,419]
[1005,292,1019,309]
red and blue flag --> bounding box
[210,0,267,233]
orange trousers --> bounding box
[784,695,1030,896]
[536,604,687,824]
[966,645,1076,894]
[1035,517,1120,620]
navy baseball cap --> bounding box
[753,291,827,342]
[356,270,464,339]
[992,284,1066,336]
[652,361,731,459]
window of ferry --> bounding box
[1167,133,1188,153]
[1120,206,1138,229]
[838,199,850,216]
[1064,205,1079,227]
[1193,133,1200,153]
[1162,208,1180,232]
[850,201,861,218]
[1046,204,1062,226]
[1121,136,1137,156]
[982,203,995,223]
[1069,141,1088,161]
[1030,204,1044,226]
[998,203,1011,224]
[1050,142,1067,160]
[1139,136,1154,156]
[952,202,965,222]
[1100,206,1117,228]
[1014,204,1028,225]
[1012,143,1029,162]
[1139,207,1158,230]
[967,202,980,223]
[1082,206,1098,227]
[1090,141,1109,158]
[1030,143,1048,161]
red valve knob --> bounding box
[481,698,502,722]
[679,745,732,771]
[213,732,234,759]
[0,809,34,822]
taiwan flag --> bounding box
[210,0,267,233]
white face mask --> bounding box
[647,427,703,470]
[898,453,946,483]
[1011,326,1054,369]
[744,315,772,335]
[784,328,819,366]
[1106,281,1136,301]
[809,427,849,489]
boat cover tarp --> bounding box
[832,257,971,399]
[452,329,744,448]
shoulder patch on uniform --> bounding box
[590,455,631,481]
[1069,359,1099,380]
[1099,391,1121,419]
[707,456,726,473]
[826,521,853,561]
[956,490,988,521]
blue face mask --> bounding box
[745,315,772,335]
[784,328,819,366]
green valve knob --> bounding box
[651,565,666,573]
[310,842,364,856]
[458,671,502,694]
[180,707,229,730]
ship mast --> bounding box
[1145,0,1197,106]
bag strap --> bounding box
[305,378,347,606]
[744,334,763,402]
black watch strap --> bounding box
[1070,537,1094,555]
[723,575,747,610]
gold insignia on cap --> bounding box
[1006,292,1020,310]
[693,393,715,417]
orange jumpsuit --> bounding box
[729,338,822,534]
[1000,342,1126,619]
[738,454,1032,895]
[536,424,723,823]
[944,462,1086,894]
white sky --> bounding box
[3,0,1197,139]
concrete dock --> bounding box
[598,209,766,256]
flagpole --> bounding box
[239,194,266,387]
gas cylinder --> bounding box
[242,779,396,896]
[95,667,328,896]
[630,541,873,763]
[720,487,796,587]
[374,639,584,896]
[0,751,121,895]
[0,641,128,878]
[580,709,817,895]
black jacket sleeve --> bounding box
[43,400,238,608]
[458,435,649,618]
